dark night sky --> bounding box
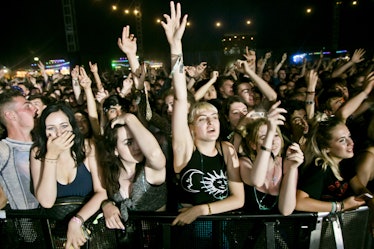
[1,0,373,70]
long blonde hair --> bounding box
[305,116,345,181]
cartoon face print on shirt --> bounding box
[180,168,228,200]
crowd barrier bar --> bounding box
[0,206,372,249]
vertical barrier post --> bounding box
[264,221,276,249]
[162,223,171,249]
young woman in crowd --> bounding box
[295,116,366,213]
[239,101,304,215]
[30,102,106,249]
[161,1,244,226]
[219,95,249,142]
[98,112,167,229]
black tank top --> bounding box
[177,146,229,205]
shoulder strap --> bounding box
[218,140,225,166]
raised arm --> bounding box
[118,25,142,90]
[78,66,101,138]
[240,101,286,187]
[161,1,192,173]
[331,48,365,78]
[236,59,277,102]
[112,113,166,184]
[256,52,271,78]
[305,70,318,120]
[273,53,287,78]
[186,62,207,91]
[71,65,83,104]
[38,61,49,86]
[194,71,219,101]
[88,61,104,92]
[335,72,374,122]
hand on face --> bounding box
[47,130,75,157]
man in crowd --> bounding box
[0,89,39,209]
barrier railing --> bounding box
[0,206,372,249]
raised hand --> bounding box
[71,65,79,80]
[266,101,287,130]
[351,48,365,64]
[37,61,46,71]
[284,143,304,170]
[78,67,92,90]
[95,89,109,104]
[88,61,99,74]
[160,1,188,48]
[243,47,256,72]
[119,76,134,97]
[117,25,137,56]
[306,69,318,91]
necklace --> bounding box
[253,187,278,211]
[268,157,280,184]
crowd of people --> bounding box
[1,1,374,248]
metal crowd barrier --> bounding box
[0,206,372,249]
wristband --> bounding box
[101,199,116,209]
[336,201,341,212]
[330,202,337,214]
[260,145,272,153]
[306,91,315,94]
[234,129,243,136]
[75,214,84,224]
[71,216,83,226]
[207,203,212,215]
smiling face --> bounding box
[74,112,89,137]
[45,110,73,138]
[252,124,282,156]
[326,123,354,162]
[290,109,309,136]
